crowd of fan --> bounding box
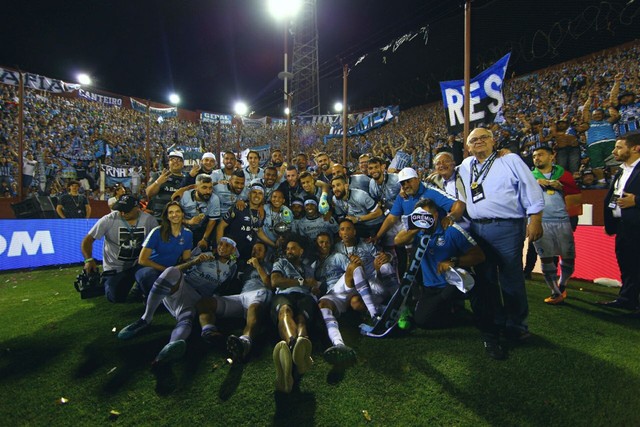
[0,42,638,201]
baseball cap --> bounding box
[444,267,475,293]
[398,167,418,182]
[169,151,184,160]
[113,195,139,213]
[202,152,215,160]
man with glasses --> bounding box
[458,128,544,356]
[146,151,186,222]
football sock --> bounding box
[320,307,344,346]
[353,267,378,317]
[142,267,179,323]
[541,261,561,295]
[170,310,193,342]
[559,259,575,292]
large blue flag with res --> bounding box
[439,52,511,134]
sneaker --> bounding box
[154,340,186,365]
[292,336,313,374]
[227,335,250,361]
[483,339,506,360]
[323,344,357,368]
[544,293,564,305]
[117,318,148,340]
[273,341,293,393]
[201,328,225,346]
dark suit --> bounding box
[604,161,640,306]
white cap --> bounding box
[398,167,418,182]
[444,267,475,293]
[201,152,215,160]
[168,151,184,160]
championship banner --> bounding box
[78,88,122,107]
[201,112,233,124]
[100,164,143,187]
[130,98,177,118]
[439,52,511,134]
[0,67,80,93]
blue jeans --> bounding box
[102,265,142,303]
[135,267,163,297]
[470,218,528,333]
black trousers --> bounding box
[616,220,640,306]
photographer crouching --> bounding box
[80,195,157,302]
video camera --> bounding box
[73,270,104,299]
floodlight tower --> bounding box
[291,0,320,116]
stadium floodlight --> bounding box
[76,73,92,85]
[169,93,180,105]
[267,0,302,20]
[284,107,290,116]
[234,101,249,116]
[334,102,343,112]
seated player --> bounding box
[197,241,273,361]
[334,219,399,308]
[117,238,239,365]
[313,232,371,368]
[270,236,321,393]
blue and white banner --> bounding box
[130,98,177,118]
[78,88,122,107]
[324,105,399,143]
[439,53,511,133]
[100,164,143,187]
[201,112,233,124]
[298,114,340,125]
[0,67,80,93]
[0,219,102,270]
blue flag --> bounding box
[439,53,511,134]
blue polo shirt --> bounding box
[417,223,476,288]
[389,182,456,218]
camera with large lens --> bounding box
[73,270,104,299]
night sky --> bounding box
[1,0,637,116]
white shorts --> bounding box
[533,221,576,259]
[319,274,357,315]
[161,269,201,319]
[215,289,271,318]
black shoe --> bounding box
[483,340,506,360]
[596,299,639,310]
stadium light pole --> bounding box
[269,0,301,161]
